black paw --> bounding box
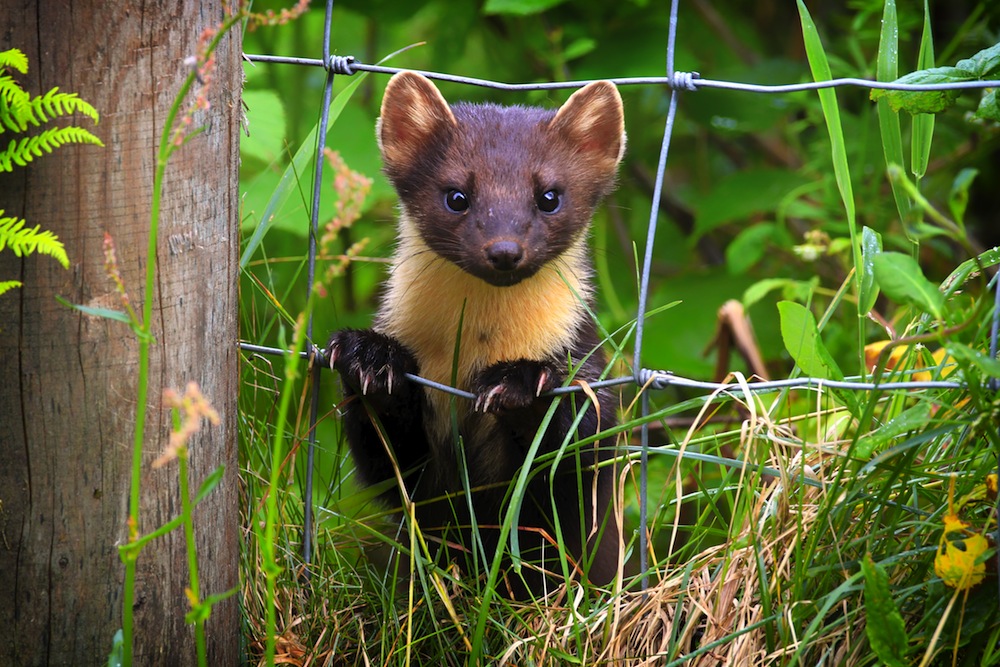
[471,360,562,413]
[326,329,419,400]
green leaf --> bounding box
[948,168,978,226]
[910,0,935,180]
[861,554,909,667]
[858,226,882,316]
[0,212,69,267]
[483,0,567,15]
[0,125,103,171]
[869,67,968,114]
[0,48,29,74]
[194,465,226,504]
[0,279,22,296]
[743,277,816,310]
[725,222,776,274]
[796,1,858,311]
[240,90,286,165]
[975,89,1000,122]
[946,343,1000,379]
[872,252,944,319]
[876,0,910,225]
[941,245,1000,296]
[778,300,843,380]
[955,41,1000,77]
[55,295,134,324]
[856,402,932,459]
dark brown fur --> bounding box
[328,72,625,597]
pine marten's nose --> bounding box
[485,240,524,271]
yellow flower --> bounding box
[934,514,988,591]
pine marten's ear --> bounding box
[549,81,626,170]
[377,72,457,170]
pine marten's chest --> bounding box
[374,230,590,445]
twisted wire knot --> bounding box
[328,55,356,75]
[637,368,673,390]
[671,71,700,91]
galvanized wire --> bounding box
[240,4,1000,587]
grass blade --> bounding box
[911,0,936,180]
[876,0,910,225]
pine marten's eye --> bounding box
[536,189,562,214]
[444,189,469,213]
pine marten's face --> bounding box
[377,73,625,287]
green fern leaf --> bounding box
[0,48,29,74]
[0,73,32,132]
[0,211,69,268]
[0,280,24,296]
[32,88,100,125]
[0,125,104,171]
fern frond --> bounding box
[31,88,100,125]
[0,126,104,172]
[0,48,29,74]
[0,211,69,268]
[0,74,31,132]
[0,280,23,296]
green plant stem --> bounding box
[263,307,310,666]
[120,14,241,667]
[178,447,207,667]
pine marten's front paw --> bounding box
[471,360,562,413]
[326,329,419,401]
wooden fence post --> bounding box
[0,2,241,664]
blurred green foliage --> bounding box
[241,0,999,371]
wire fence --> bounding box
[240,0,1000,591]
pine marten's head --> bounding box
[377,72,625,287]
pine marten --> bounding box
[327,71,625,597]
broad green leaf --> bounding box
[743,277,816,310]
[869,67,967,114]
[240,90,287,165]
[871,252,944,319]
[856,402,931,459]
[911,0,935,180]
[948,168,978,226]
[778,300,843,380]
[483,0,567,15]
[975,89,1000,122]
[876,0,910,225]
[858,226,882,316]
[955,41,1000,77]
[861,554,909,667]
[947,343,1000,379]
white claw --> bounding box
[361,374,371,396]
[327,345,338,370]
[536,370,550,397]
[484,384,505,412]
[386,370,394,395]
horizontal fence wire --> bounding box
[240,0,1000,592]
[245,53,1000,93]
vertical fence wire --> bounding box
[301,0,338,572]
[633,0,682,591]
